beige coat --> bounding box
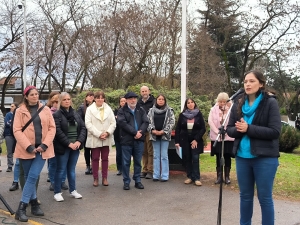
[13,103,56,159]
[85,102,116,150]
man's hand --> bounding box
[134,130,142,139]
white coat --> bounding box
[85,102,116,150]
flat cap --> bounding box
[124,91,138,99]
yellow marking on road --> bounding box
[0,209,43,225]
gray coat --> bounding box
[147,105,175,141]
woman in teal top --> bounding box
[227,70,281,225]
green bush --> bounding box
[279,126,300,153]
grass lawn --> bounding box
[2,142,300,201]
[199,149,300,201]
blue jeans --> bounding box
[54,148,79,194]
[48,156,67,184]
[20,153,46,203]
[115,141,122,171]
[236,156,279,225]
[152,140,169,180]
[13,158,20,182]
[122,141,144,184]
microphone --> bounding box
[228,88,244,102]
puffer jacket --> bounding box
[53,107,86,155]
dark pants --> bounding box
[122,141,144,184]
[115,141,122,171]
[84,147,92,167]
[186,151,200,181]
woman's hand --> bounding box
[100,132,108,140]
[191,140,198,149]
[175,143,180,148]
[235,118,248,133]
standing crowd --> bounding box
[0,70,282,225]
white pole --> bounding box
[23,0,27,91]
[181,0,187,111]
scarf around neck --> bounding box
[182,108,199,119]
[61,107,75,124]
[153,104,168,114]
[238,93,263,158]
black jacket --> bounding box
[53,107,87,155]
[175,111,206,155]
[117,103,149,145]
[226,93,281,157]
[137,94,155,114]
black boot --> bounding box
[9,182,19,191]
[85,165,92,175]
[30,198,44,216]
[214,167,222,184]
[225,167,231,184]
[15,201,28,222]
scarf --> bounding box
[153,104,168,114]
[238,93,263,158]
[61,107,76,125]
[182,108,199,119]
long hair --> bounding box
[23,87,38,112]
[182,98,198,112]
[154,94,167,109]
[82,91,93,113]
[237,70,266,118]
[46,91,60,107]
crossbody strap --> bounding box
[21,105,45,132]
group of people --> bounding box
[0,70,282,225]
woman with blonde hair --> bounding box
[85,91,116,187]
[208,92,234,184]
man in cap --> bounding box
[138,86,155,179]
[117,91,149,190]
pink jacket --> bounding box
[208,103,234,142]
[13,103,56,159]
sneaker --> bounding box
[49,183,54,191]
[140,172,147,178]
[54,193,64,202]
[6,167,12,172]
[70,190,82,199]
[61,182,69,190]
[145,172,153,179]
[184,178,193,184]
[195,180,202,186]
[47,177,50,182]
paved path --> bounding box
[0,150,300,225]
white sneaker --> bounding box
[54,193,64,202]
[70,190,82,199]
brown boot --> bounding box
[102,178,109,186]
[93,179,99,187]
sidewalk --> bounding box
[0,150,300,225]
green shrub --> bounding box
[279,126,300,153]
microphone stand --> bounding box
[0,194,15,215]
[213,101,234,225]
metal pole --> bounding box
[23,0,27,91]
[181,0,187,111]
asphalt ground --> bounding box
[0,149,300,225]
